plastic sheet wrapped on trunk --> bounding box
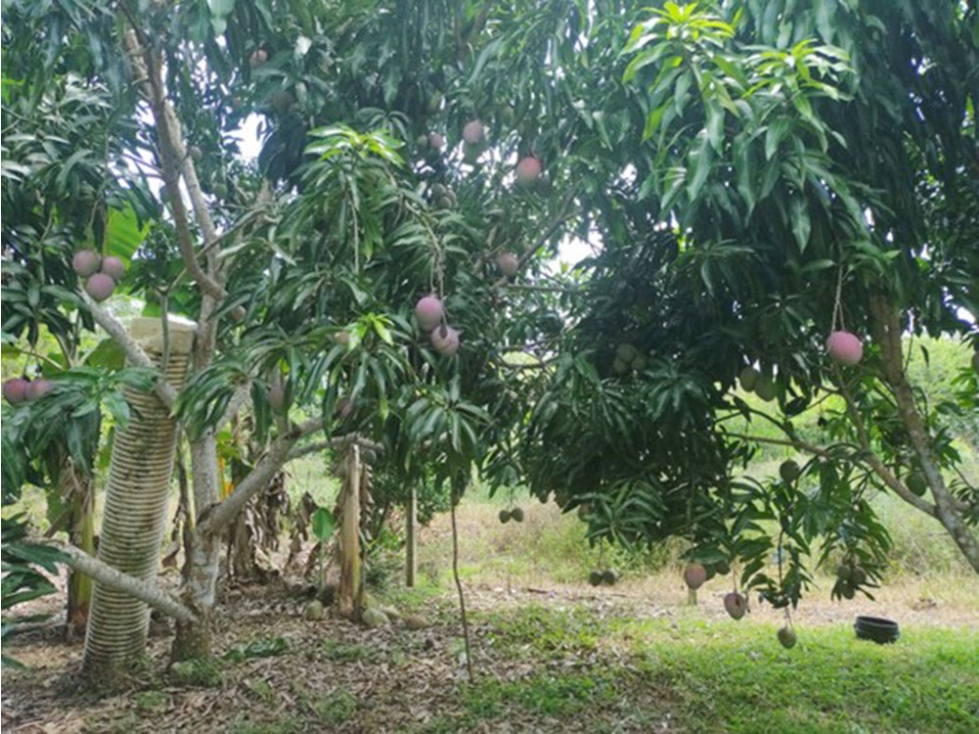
[83,318,195,675]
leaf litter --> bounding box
[2,579,681,733]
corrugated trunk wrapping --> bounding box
[83,318,195,674]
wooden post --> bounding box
[406,485,417,588]
[337,444,362,617]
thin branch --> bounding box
[717,403,804,438]
[179,145,219,248]
[206,205,270,259]
[492,192,577,288]
[450,484,475,684]
[503,283,583,294]
[4,344,64,371]
[719,431,835,459]
[286,440,332,462]
[37,538,197,623]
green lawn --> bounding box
[629,619,978,733]
[419,604,979,733]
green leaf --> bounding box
[84,338,125,370]
[674,70,693,117]
[311,508,335,543]
[373,321,393,345]
[686,134,712,203]
[104,204,148,261]
[765,118,791,160]
[789,196,811,252]
[207,0,236,17]
[733,135,756,214]
[705,102,725,152]
[642,104,669,142]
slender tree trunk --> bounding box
[171,530,220,661]
[83,318,194,677]
[171,431,223,662]
[65,468,95,641]
[337,445,362,617]
[169,205,221,658]
[406,485,417,588]
[450,480,474,684]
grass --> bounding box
[438,605,979,734]
[410,481,976,609]
[462,671,619,718]
[8,502,976,733]
[132,690,169,713]
[309,689,358,724]
[319,638,377,663]
[629,619,979,733]
[482,603,602,659]
[872,491,975,577]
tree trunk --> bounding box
[406,485,417,588]
[337,445,362,617]
[171,530,219,661]
[170,435,222,663]
[82,318,194,677]
[65,467,95,641]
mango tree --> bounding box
[517,0,978,617]
[1,0,611,679]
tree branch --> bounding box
[868,294,979,570]
[121,29,226,304]
[206,205,270,260]
[37,538,197,623]
[719,431,835,459]
[491,192,576,288]
[524,192,576,264]
[834,365,938,517]
[82,294,177,409]
[286,434,384,461]
[198,418,382,536]
[201,418,324,535]
[503,283,583,294]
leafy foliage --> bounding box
[0,514,66,668]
